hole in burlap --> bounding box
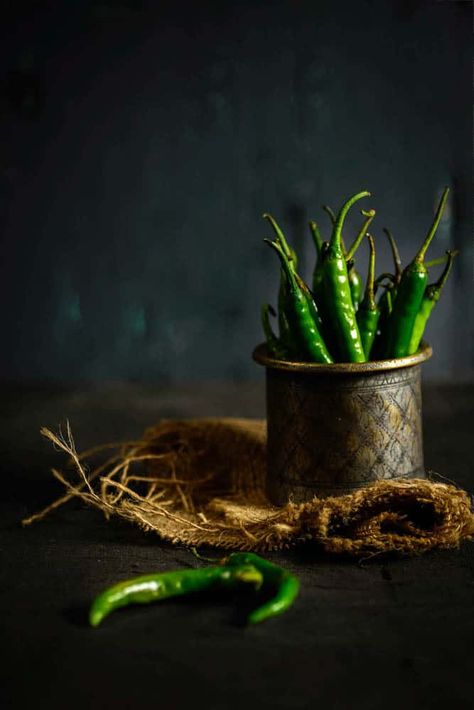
[22,418,474,556]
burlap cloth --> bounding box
[24,418,474,556]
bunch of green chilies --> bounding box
[262,187,456,363]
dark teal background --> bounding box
[0,0,472,382]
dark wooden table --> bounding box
[1,382,473,709]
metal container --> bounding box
[253,342,432,504]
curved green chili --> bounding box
[313,190,371,362]
[383,187,450,358]
[89,564,263,627]
[356,234,380,359]
[265,239,333,363]
[323,205,375,311]
[407,250,456,355]
[224,552,299,625]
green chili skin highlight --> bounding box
[356,234,380,359]
[322,203,362,309]
[407,250,456,355]
[265,239,333,364]
[89,564,263,627]
[348,268,362,311]
[313,191,371,363]
[383,187,450,358]
[224,553,300,625]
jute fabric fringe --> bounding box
[23,418,474,556]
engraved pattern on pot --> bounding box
[266,365,425,502]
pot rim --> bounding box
[252,341,432,374]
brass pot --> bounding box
[253,342,432,504]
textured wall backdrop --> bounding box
[0,0,472,382]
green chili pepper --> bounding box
[407,250,456,355]
[323,205,375,311]
[323,204,359,308]
[263,213,299,355]
[261,304,288,359]
[322,204,337,226]
[371,228,402,359]
[356,234,380,359]
[264,239,333,363]
[311,239,333,350]
[383,187,449,358]
[224,553,299,625]
[313,191,371,362]
[89,564,263,627]
[347,263,363,311]
[312,240,329,292]
[296,272,324,331]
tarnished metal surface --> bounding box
[253,343,432,504]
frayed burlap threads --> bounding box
[23,418,474,556]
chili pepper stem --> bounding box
[263,213,294,263]
[365,234,376,310]
[322,204,336,225]
[308,220,322,257]
[425,249,459,268]
[190,547,221,563]
[383,228,402,283]
[224,552,300,625]
[346,209,376,261]
[332,191,371,249]
[432,249,456,292]
[323,204,349,255]
[264,239,297,290]
[414,187,450,263]
[375,273,396,288]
